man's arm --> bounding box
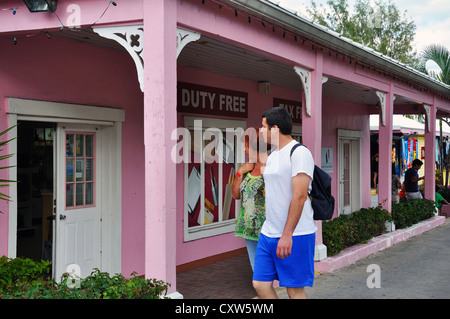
[276,172,311,259]
[410,175,424,183]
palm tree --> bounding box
[418,44,450,185]
[419,44,449,85]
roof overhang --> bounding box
[220,0,449,98]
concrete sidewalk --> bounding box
[275,217,449,299]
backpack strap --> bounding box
[290,142,305,159]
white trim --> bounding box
[337,129,363,215]
[7,115,18,258]
[177,28,201,58]
[294,66,311,117]
[93,25,144,92]
[7,98,123,275]
[8,98,125,123]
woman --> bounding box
[232,128,267,271]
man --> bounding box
[253,107,316,299]
[404,159,424,199]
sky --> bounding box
[276,0,450,54]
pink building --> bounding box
[0,0,449,298]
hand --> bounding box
[238,162,255,176]
[276,235,292,259]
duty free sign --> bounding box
[177,82,248,118]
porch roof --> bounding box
[223,0,449,99]
[370,114,450,136]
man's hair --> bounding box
[412,159,423,167]
[262,107,292,135]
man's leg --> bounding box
[286,287,306,299]
[253,280,278,299]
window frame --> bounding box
[64,131,96,210]
[183,116,246,241]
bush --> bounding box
[323,199,437,256]
[0,256,51,290]
[322,206,392,256]
[0,256,169,299]
[391,198,436,229]
[436,185,450,202]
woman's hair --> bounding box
[243,127,265,152]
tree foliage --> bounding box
[418,44,450,85]
[306,0,419,67]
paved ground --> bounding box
[275,218,450,299]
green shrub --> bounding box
[0,256,51,291]
[436,185,450,202]
[391,198,436,229]
[323,199,436,256]
[0,257,169,299]
[322,206,392,256]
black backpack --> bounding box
[290,143,335,220]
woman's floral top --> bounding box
[235,173,265,241]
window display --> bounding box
[183,117,245,241]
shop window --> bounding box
[183,117,246,241]
[292,125,302,143]
[65,132,95,209]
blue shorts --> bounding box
[253,233,315,288]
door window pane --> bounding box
[76,159,84,182]
[86,159,93,181]
[65,132,95,209]
[76,183,84,206]
[66,134,74,157]
[76,134,84,157]
[86,135,94,157]
[66,183,74,207]
[66,159,74,182]
[86,183,94,205]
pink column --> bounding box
[378,86,394,211]
[424,103,436,200]
[302,52,326,260]
[143,0,177,293]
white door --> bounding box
[340,140,352,215]
[54,124,102,280]
[338,131,362,216]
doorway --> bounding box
[9,98,125,279]
[16,121,55,264]
[338,129,362,215]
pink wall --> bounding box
[0,0,143,34]
[175,65,372,265]
[176,65,303,265]
[322,96,372,216]
[0,32,373,270]
[0,33,145,276]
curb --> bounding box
[314,216,446,273]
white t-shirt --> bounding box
[261,140,317,238]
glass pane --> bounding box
[86,135,94,157]
[66,134,74,157]
[76,159,84,181]
[66,183,74,207]
[76,183,84,206]
[66,159,74,182]
[86,182,94,205]
[76,134,84,157]
[86,159,93,181]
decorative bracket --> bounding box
[94,26,200,92]
[423,104,431,133]
[94,25,145,92]
[294,66,311,116]
[376,91,386,126]
[177,28,201,58]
